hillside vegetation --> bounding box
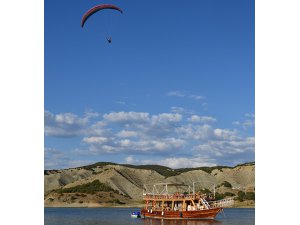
[54,180,115,194]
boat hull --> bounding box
[141,208,222,220]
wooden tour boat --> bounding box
[140,183,234,220]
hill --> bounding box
[44,162,255,207]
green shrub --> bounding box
[245,192,255,200]
[238,191,245,198]
[224,192,235,196]
[215,192,225,200]
[54,180,114,194]
[221,181,232,188]
[237,191,246,201]
[92,171,103,175]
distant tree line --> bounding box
[236,191,255,201]
[78,161,254,177]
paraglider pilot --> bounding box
[107,37,112,43]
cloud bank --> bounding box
[45,109,254,169]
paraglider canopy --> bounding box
[81,4,123,28]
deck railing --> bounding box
[143,193,207,200]
[143,194,235,209]
[209,197,234,208]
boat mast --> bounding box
[213,184,216,199]
[193,182,195,195]
[165,183,168,195]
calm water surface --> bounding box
[44,208,254,225]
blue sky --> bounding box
[45,0,254,170]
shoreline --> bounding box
[45,202,255,209]
[44,206,255,209]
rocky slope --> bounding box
[44,162,255,207]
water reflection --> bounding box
[45,208,254,225]
[141,218,222,225]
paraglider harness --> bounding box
[107,37,112,43]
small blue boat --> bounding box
[131,211,141,218]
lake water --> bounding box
[44,208,254,225]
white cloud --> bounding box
[151,138,186,151]
[88,144,117,154]
[84,136,186,154]
[88,122,107,136]
[45,147,64,158]
[194,136,255,156]
[44,147,92,169]
[130,156,217,169]
[176,124,214,140]
[116,130,138,138]
[245,113,255,118]
[232,121,240,125]
[188,115,216,123]
[45,159,93,170]
[189,94,205,100]
[151,113,182,124]
[45,110,91,137]
[84,111,100,119]
[125,155,136,164]
[115,101,126,105]
[119,139,132,147]
[170,106,186,114]
[159,157,216,168]
[83,136,109,144]
[242,120,255,128]
[103,112,183,139]
[167,91,205,101]
[167,91,185,97]
[103,111,150,123]
[232,113,255,129]
[213,128,239,140]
